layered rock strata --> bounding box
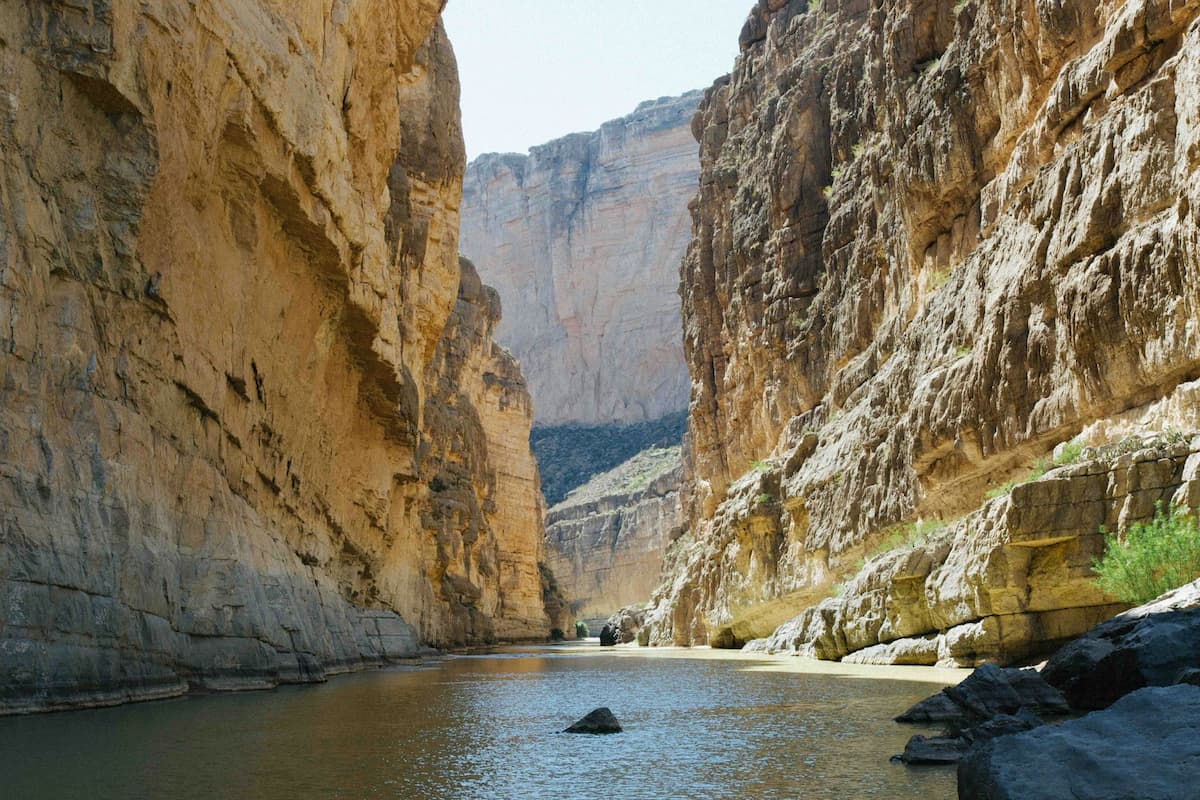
[645,0,1200,652]
[741,437,1200,665]
[459,92,700,428]
[543,446,684,623]
[0,1,549,714]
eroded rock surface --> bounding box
[645,0,1200,654]
[459,93,700,428]
[739,437,1197,664]
[543,446,683,623]
[896,663,1068,726]
[0,1,549,713]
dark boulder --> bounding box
[896,663,1068,728]
[957,685,1200,799]
[599,624,618,647]
[896,709,1043,765]
[1042,578,1200,709]
[563,707,622,734]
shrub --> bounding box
[755,492,776,506]
[1054,439,1085,466]
[574,621,589,639]
[550,628,565,641]
[1093,503,1200,604]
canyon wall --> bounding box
[644,0,1200,658]
[0,0,549,714]
[459,92,700,428]
[543,446,684,623]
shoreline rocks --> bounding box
[1042,578,1200,709]
[893,663,1067,766]
[957,685,1200,800]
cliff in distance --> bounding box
[643,0,1200,662]
[459,91,700,428]
[543,446,684,624]
[0,0,550,714]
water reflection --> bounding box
[0,646,957,800]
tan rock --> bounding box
[0,1,548,714]
[459,93,700,427]
[646,0,1200,658]
[542,446,684,622]
[729,439,1190,666]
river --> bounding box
[0,644,964,799]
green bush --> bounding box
[574,621,589,639]
[1054,440,1085,466]
[1093,503,1200,604]
[550,628,565,641]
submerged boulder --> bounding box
[563,707,622,734]
[957,685,1200,799]
[1042,578,1200,709]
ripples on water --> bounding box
[0,645,957,800]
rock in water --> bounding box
[896,663,1068,727]
[563,707,622,734]
[957,686,1200,800]
[599,624,619,647]
[898,710,1043,765]
[1042,578,1200,709]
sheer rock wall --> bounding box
[646,0,1200,653]
[0,0,548,714]
[459,92,700,427]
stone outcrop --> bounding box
[543,446,683,624]
[0,1,550,714]
[957,685,1200,800]
[898,709,1043,766]
[459,92,700,428]
[1042,576,1200,709]
[645,0,1200,654]
[893,662,1067,765]
[895,663,1069,727]
[740,436,1200,665]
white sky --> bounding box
[442,1,751,160]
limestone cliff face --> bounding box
[543,446,684,623]
[459,92,700,427]
[0,1,548,714]
[647,0,1200,656]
